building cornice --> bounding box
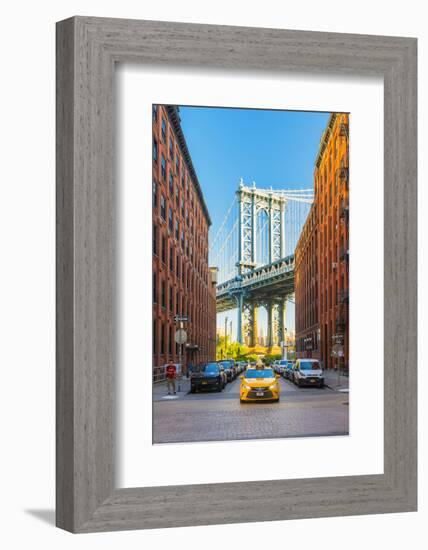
[315,112,337,169]
[166,106,212,226]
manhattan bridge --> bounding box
[209,179,313,348]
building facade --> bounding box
[295,113,349,371]
[295,202,320,359]
[152,105,217,373]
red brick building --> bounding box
[295,203,320,359]
[295,113,349,371]
[152,105,217,373]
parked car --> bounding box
[190,363,225,393]
[218,361,234,382]
[293,359,324,388]
[222,359,237,380]
[274,359,288,376]
[283,361,295,380]
[237,361,246,374]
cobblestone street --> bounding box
[153,376,349,444]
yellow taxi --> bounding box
[239,366,281,403]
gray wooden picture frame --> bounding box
[56,16,417,533]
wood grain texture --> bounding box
[56,16,417,533]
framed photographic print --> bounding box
[56,16,417,532]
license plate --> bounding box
[202,381,207,385]
[256,391,264,396]
[310,379,316,383]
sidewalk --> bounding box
[324,369,349,392]
[153,377,191,401]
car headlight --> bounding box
[269,383,278,389]
[242,384,251,390]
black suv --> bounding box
[190,363,225,393]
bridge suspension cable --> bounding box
[208,196,237,252]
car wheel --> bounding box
[297,379,302,388]
[190,387,196,393]
[319,381,324,388]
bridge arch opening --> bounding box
[256,208,270,266]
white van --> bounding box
[293,359,324,388]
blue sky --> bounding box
[178,106,330,339]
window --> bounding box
[153,224,157,255]
[153,319,157,353]
[153,138,158,162]
[181,197,184,216]
[169,247,174,271]
[175,220,179,240]
[153,272,157,303]
[161,235,166,264]
[176,291,180,314]
[169,326,173,355]
[169,172,174,194]
[175,153,179,174]
[169,137,173,159]
[177,255,180,278]
[180,230,184,250]
[152,104,158,122]
[152,180,158,208]
[160,195,166,220]
[161,280,166,308]
[175,186,179,207]
[161,154,166,180]
[169,286,173,312]
[168,208,173,232]
[161,118,166,142]
[160,323,165,354]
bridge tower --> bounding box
[236,179,287,274]
[212,180,312,350]
[235,180,288,346]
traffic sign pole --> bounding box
[174,322,187,392]
[178,321,182,391]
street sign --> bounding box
[174,315,188,322]
[175,329,187,344]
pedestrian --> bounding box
[187,362,193,378]
[165,361,177,395]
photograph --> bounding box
[152,104,349,444]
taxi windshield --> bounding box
[244,369,275,378]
